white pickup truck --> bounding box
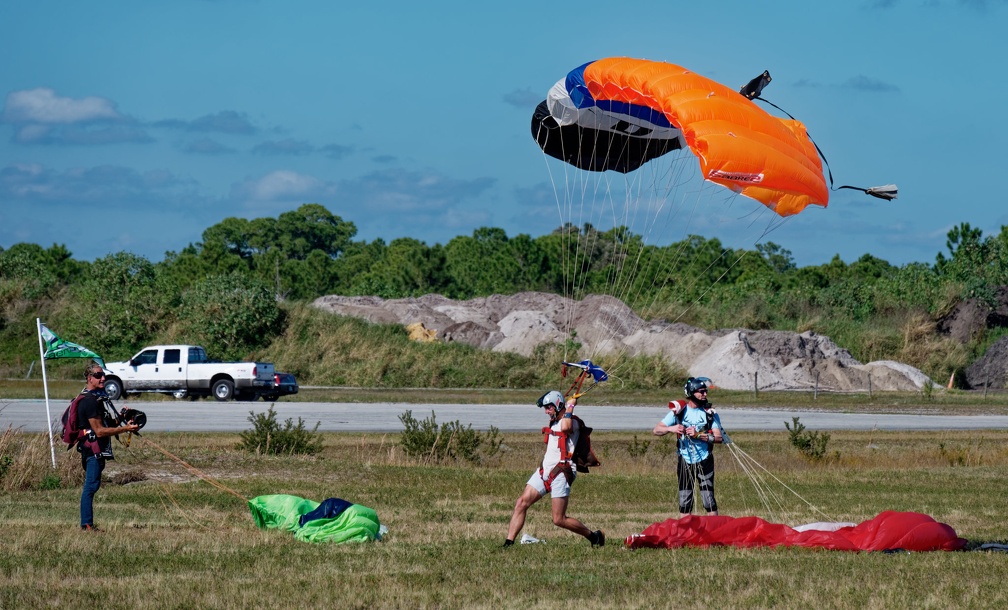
[101,345,276,401]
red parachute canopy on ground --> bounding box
[624,511,966,552]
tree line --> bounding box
[2,203,1006,382]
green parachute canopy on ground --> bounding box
[249,494,383,544]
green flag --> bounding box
[40,324,103,366]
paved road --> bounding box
[5,398,1008,433]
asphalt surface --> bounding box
[5,398,1008,433]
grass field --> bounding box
[2,423,1007,609]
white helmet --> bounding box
[536,390,564,410]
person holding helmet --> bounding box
[77,361,140,531]
[653,377,724,517]
[503,390,605,548]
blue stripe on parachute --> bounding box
[564,60,675,129]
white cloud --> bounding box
[237,170,327,201]
[1,88,123,124]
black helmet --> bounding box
[119,407,147,431]
[684,377,710,397]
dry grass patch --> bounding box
[1,429,1007,608]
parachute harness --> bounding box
[536,360,609,492]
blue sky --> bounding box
[2,0,1006,268]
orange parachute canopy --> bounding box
[532,57,829,217]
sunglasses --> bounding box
[90,371,105,379]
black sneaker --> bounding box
[589,530,605,547]
[503,539,514,548]
[81,524,101,532]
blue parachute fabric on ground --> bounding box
[298,497,353,527]
[295,503,381,544]
[248,494,381,544]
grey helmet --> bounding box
[536,390,564,410]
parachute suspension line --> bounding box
[566,166,610,356]
[724,442,791,521]
[631,187,791,331]
[549,154,799,385]
[597,175,700,379]
[604,233,749,381]
[599,165,651,326]
[612,155,686,305]
[575,158,667,372]
[564,126,630,358]
[723,440,833,523]
[139,435,248,504]
[587,150,706,376]
[538,127,582,362]
[156,482,215,528]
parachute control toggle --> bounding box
[561,360,609,399]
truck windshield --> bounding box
[188,347,208,364]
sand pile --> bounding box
[312,292,932,392]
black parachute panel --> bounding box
[531,100,683,174]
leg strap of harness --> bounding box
[539,462,573,493]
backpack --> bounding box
[60,392,94,450]
[570,415,600,473]
[61,390,118,457]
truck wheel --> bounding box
[105,378,123,401]
[212,379,235,401]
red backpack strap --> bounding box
[538,462,574,493]
[556,430,570,461]
[542,425,572,460]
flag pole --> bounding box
[36,318,57,469]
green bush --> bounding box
[0,454,12,480]
[398,410,501,465]
[39,473,61,490]
[238,407,323,455]
[784,416,835,462]
[626,434,650,458]
[653,435,677,460]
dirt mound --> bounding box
[937,286,1008,343]
[965,336,1008,390]
[312,292,932,392]
[937,286,1008,389]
